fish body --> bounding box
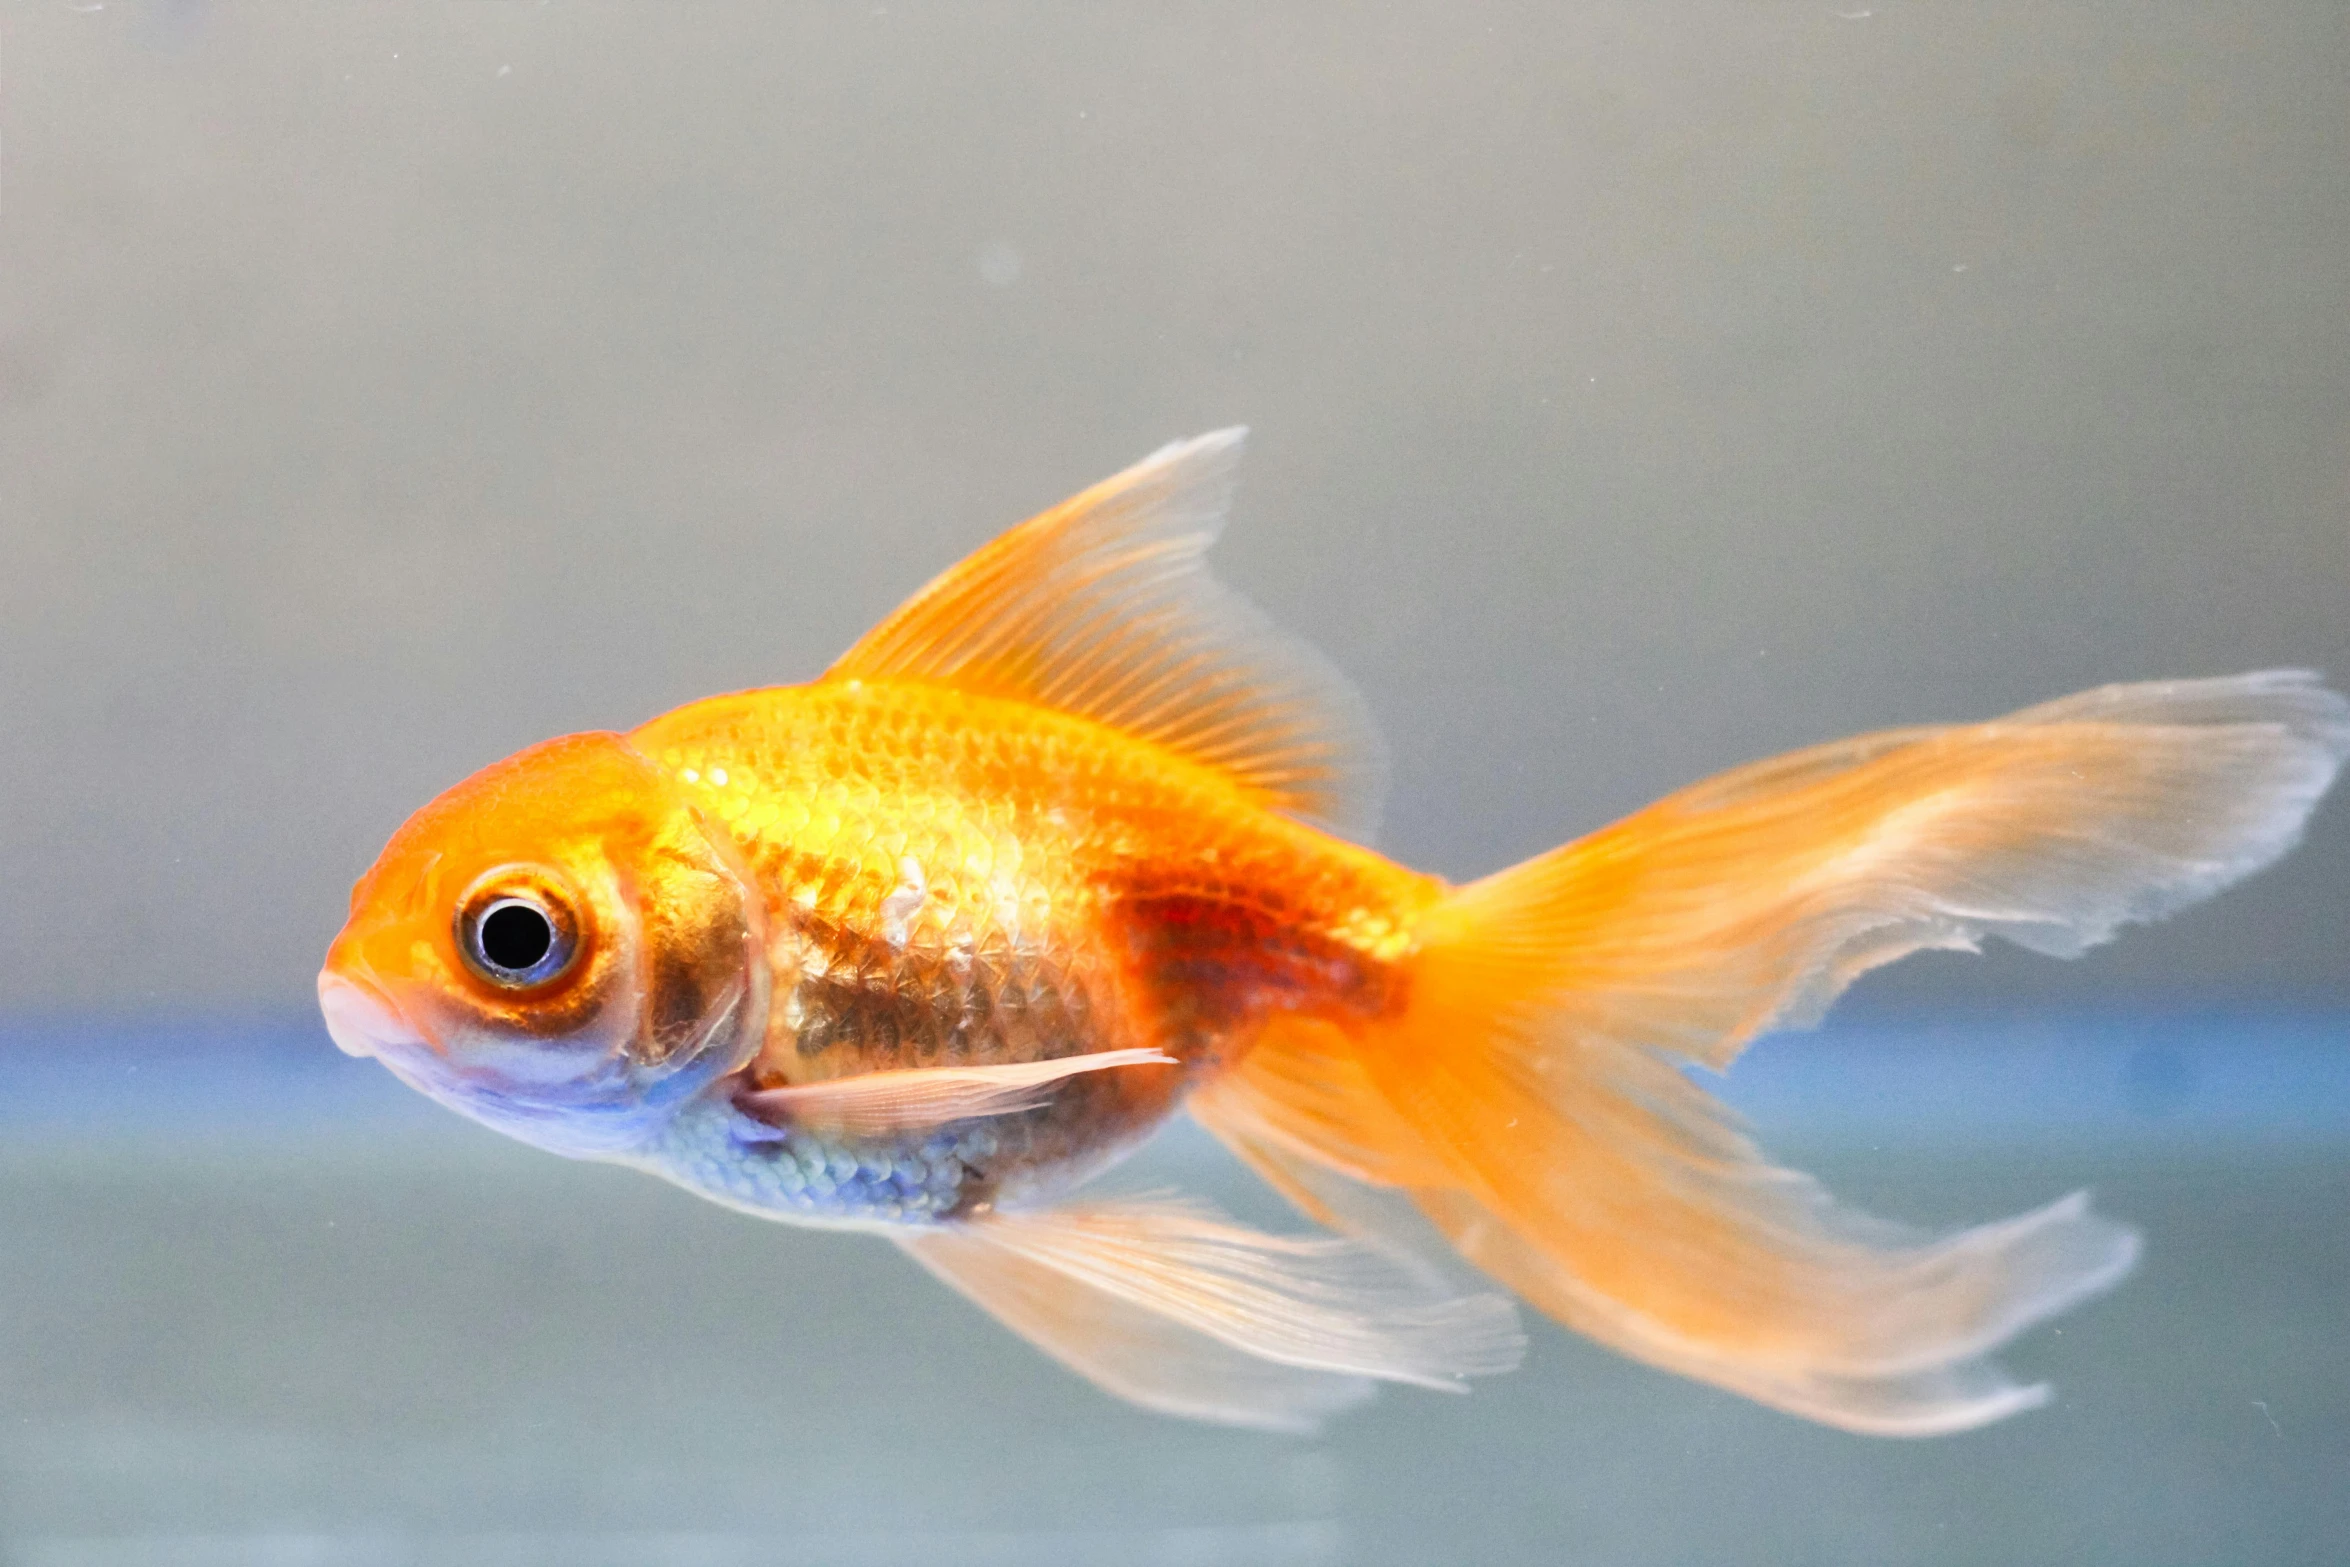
[625,679,1424,1223]
[322,430,2350,1434]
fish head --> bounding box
[319,731,768,1156]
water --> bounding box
[0,1015,2340,1565]
[5,4,2347,1562]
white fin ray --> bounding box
[1466,668,2350,1072]
[899,1194,1522,1430]
[1413,1183,2137,1436]
[828,430,1388,838]
[738,1048,1175,1138]
[898,1225,1379,1434]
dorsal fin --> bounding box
[827,430,1388,839]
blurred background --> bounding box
[0,3,2344,1563]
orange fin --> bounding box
[827,430,1386,837]
[1443,667,2350,1072]
[1206,671,2347,1434]
[739,1048,1175,1138]
[897,1195,1523,1431]
[1188,1016,1454,1220]
[1190,1075,1476,1292]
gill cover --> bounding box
[320,732,769,1156]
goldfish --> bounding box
[319,430,2350,1435]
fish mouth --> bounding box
[317,969,425,1061]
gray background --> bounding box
[3,1,2345,1017]
[2,9,2349,1564]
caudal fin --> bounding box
[1196,671,2350,1433]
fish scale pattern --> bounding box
[626,674,1437,1210]
[647,1093,990,1224]
[639,683,1143,1078]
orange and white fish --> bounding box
[319,431,2349,1435]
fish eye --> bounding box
[456,876,580,990]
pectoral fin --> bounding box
[738,1048,1176,1138]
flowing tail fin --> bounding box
[1195,671,2350,1434]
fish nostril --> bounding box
[317,970,419,1060]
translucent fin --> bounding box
[1190,1016,1453,1198]
[1408,1185,2132,1435]
[1189,1073,1474,1289]
[1205,672,2344,1434]
[828,430,1387,837]
[1200,1037,2135,1433]
[1449,669,2350,1072]
[738,1048,1174,1138]
[898,1225,1379,1434]
[898,1195,1522,1430]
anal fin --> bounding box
[899,1225,1377,1433]
[897,1195,1522,1432]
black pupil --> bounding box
[479,902,555,974]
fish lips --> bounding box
[315,965,707,1158]
[317,964,592,1093]
[317,969,419,1061]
